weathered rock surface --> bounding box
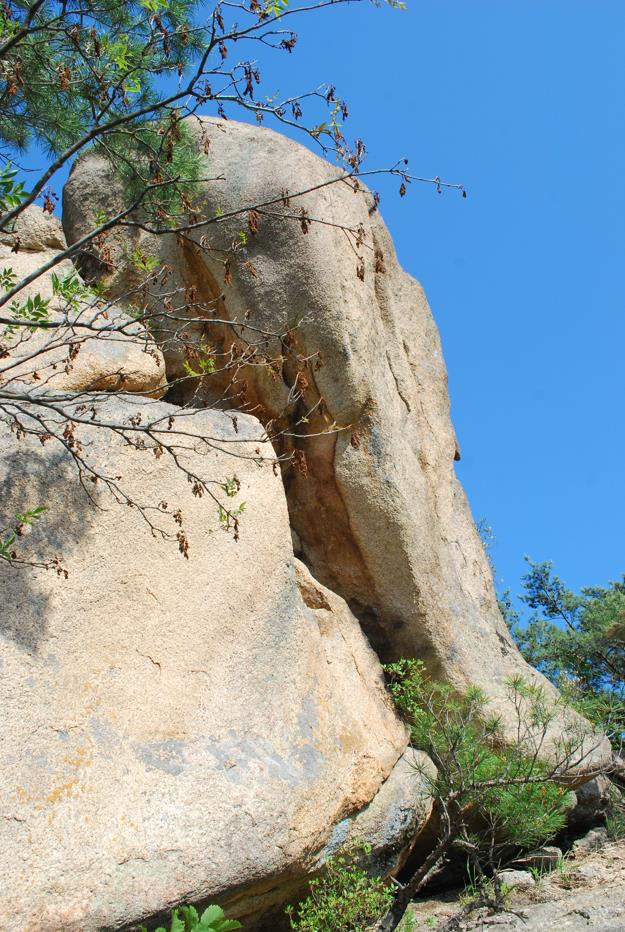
[513,846,563,873]
[571,827,609,859]
[497,869,537,890]
[568,775,614,831]
[0,206,166,397]
[315,745,435,878]
[0,203,66,252]
[62,119,609,762]
[0,395,433,931]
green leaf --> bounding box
[180,904,199,926]
[140,0,169,12]
[200,905,225,925]
[170,909,185,932]
[124,76,142,95]
[15,507,47,526]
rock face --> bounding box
[0,206,166,397]
[1,120,607,931]
[569,776,614,832]
[0,396,430,931]
[63,118,609,753]
[314,746,436,879]
[497,869,537,889]
[571,827,609,858]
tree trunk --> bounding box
[374,828,458,932]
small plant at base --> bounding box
[552,852,572,887]
[458,862,483,908]
[140,903,241,932]
[397,912,419,931]
[384,659,571,851]
[285,843,393,932]
[527,864,544,884]
[459,866,511,910]
[606,808,625,840]
[606,794,625,840]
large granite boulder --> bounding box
[0,206,166,397]
[62,119,609,760]
[0,395,431,930]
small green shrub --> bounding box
[285,844,393,932]
[141,904,241,932]
[384,659,570,852]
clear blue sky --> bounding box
[19,0,624,603]
[251,0,624,601]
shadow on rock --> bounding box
[0,446,92,653]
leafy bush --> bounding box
[140,904,241,932]
[285,844,393,932]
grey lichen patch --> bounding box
[89,716,122,752]
[203,731,323,787]
[134,740,187,776]
[318,818,351,862]
[297,692,319,738]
